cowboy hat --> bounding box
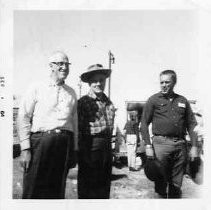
[80,64,111,83]
[144,158,166,182]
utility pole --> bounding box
[78,79,82,98]
[108,51,115,99]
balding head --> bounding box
[49,51,69,64]
[49,51,70,84]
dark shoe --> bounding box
[155,192,167,198]
[155,188,167,198]
[129,167,139,171]
[154,180,167,198]
[168,184,182,198]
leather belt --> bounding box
[154,135,184,141]
[94,132,112,138]
[33,129,72,135]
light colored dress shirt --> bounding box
[18,80,78,151]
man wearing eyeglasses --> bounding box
[18,51,78,199]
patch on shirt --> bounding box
[178,102,186,108]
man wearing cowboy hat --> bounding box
[77,64,116,199]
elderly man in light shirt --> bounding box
[18,51,78,199]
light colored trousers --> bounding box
[126,134,137,168]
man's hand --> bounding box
[20,149,31,172]
[189,146,198,161]
[145,145,154,159]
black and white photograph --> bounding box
[1,0,211,210]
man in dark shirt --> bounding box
[123,111,140,171]
[141,70,198,198]
[77,64,116,199]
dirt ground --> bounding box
[13,157,202,199]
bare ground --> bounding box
[13,157,202,199]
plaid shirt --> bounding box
[78,90,115,138]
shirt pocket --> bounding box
[156,102,168,113]
[59,96,75,117]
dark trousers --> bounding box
[78,137,112,199]
[22,132,74,199]
[153,136,187,198]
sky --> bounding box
[14,10,201,129]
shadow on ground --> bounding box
[13,156,203,199]
[111,174,127,181]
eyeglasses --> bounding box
[51,62,71,67]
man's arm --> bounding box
[185,101,198,146]
[185,101,198,160]
[72,98,78,151]
[18,85,37,150]
[18,85,37,170]
[141,98,154,158]
[77,97,86,140]
[66,97,78,169]
[141,98,154,145]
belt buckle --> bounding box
[47,129,61,134]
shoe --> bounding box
[168,184,182,198]
[154,181,167,198]
[129,167,139,171]
[155,192,167,199]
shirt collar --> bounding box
[88,89,99,100]
[88,89,108,102]
[158,91,176,99]
[49,79,65,87]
